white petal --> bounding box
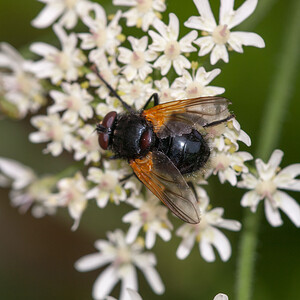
[157,228,171,241]
[218,219,241,231]
[173,55,191,75]
[184,0,216,31]
[264,198,283,227]
[30,42,58,56]
[126,289,143,300]
[60,9,77,29]
[118,47,132,64]
[210,228,231,261]
[119,265,138,300]
[145,230,156,249]
[141,266,164,295]
[29,132,50,143]
[239,129,251,146]
[152,18,168,40]
[198,67,221,85]
[154,55,172,76]
[0,42,23,65]
[0,157,35,188]
[179,30,198,52]
[279,163,300,178]
[240,190,260,212]
[31,3,64,28]
[276,191,300,227]
[268,149,284,170]
[74,253,111,272]
[93,265,119,300]
[126,224,142,244]
[219,0,234,25]
[148,31,166,52]
[168,13,180,40]
[275,164,300,191]
[200,238,215,262]
[176,232,196,260]
[228,0,258,29]
[122,65,138,82]
[194,36,215,56]
[210,44,228,65]
[229,31,265,51]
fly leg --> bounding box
[143,93,159,110]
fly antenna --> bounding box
[90,65,134,112]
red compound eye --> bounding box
[98,133,109,150]
[140,129,152,151]
[102,111,117,129]
[98,111,117,150]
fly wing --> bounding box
[130,150,200,224]
[142,96,231,138]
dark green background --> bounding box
[0,0,299,299]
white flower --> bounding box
[29,113,75,156]
[237,149,300,227]
[48,82,93,125]
[32,0,93,29]
[75,230,165,300]
[53,172,88,230]
[209,150,253,186]
[185,0,265,64]
[96,102,123,119]
[149,13,198,75]
[73,124,100,165]
[214,294,229,300]
[0,157,36,190]
[87,54,121,101]
[86,167,127,208]
[0,157,56,217]
[123,194,173,249]
[176,186,241,261]
[118,36,157,81]
[113,0,166,31]
[29,24,86,84]
[117,78,154,110]
[171,67,225,99]
[0,43,46,118]
[210,119,251,152]
[78,4,122,57]
[153,77,176,103]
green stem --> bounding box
[235,1,300,299]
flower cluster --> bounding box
[0,0,299,300]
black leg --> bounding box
[90,65,134,113]
[203,114,235,128]
[143,93,159,110]
[120,173,134,182]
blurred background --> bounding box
[0,0,299,299]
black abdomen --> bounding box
[157,129,210,174]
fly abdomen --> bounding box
[157,129,210,174]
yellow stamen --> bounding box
[233,165,243,172]
[80,81,89,89]
[117,34,126,43]
[191,61,199,70]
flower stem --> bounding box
[235,0,300,299]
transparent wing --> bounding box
[130,151,200,224]
[142,96,231,138]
